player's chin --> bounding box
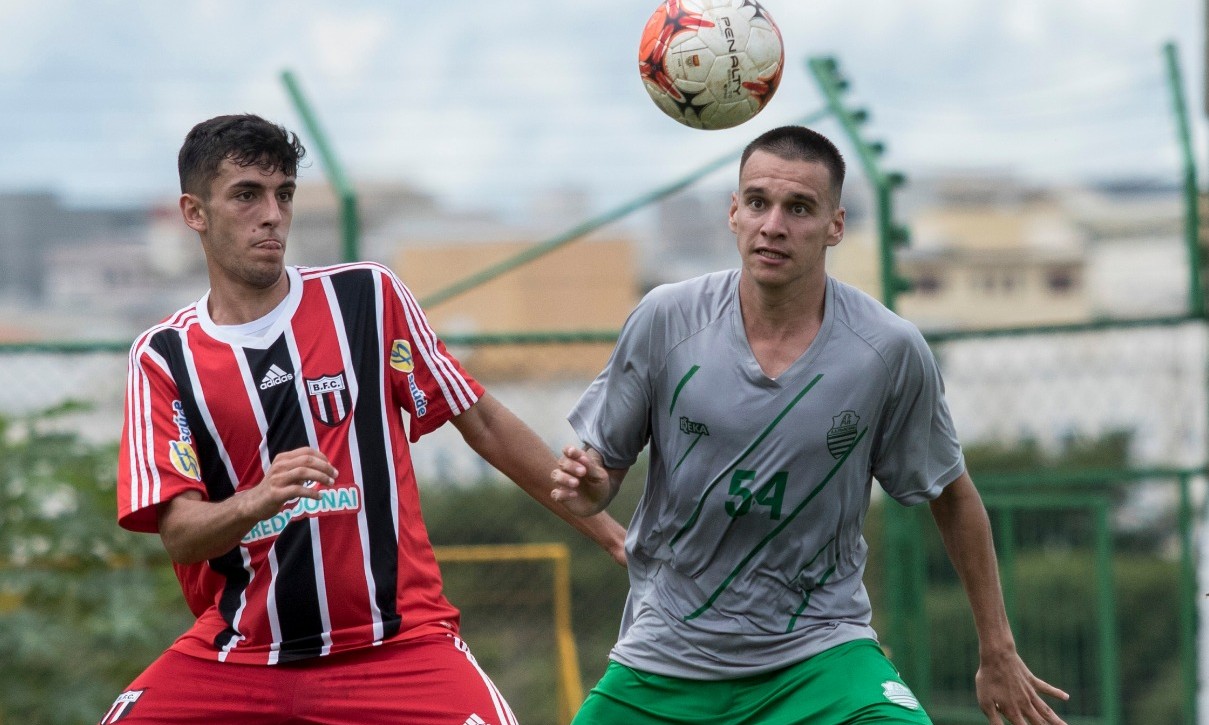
[745,263,798,288]
[240,262,286,289]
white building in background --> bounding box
[1068,182,1190,318]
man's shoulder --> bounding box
[131,302,203,354]
[830,277,928,352]
[297,261,399,286]
[643,269,738,313]
[617,270,737,360]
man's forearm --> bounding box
[929,473,1016,655]
[453,394,627,561]
[157,492,260,564]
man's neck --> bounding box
[738,272,827,337]
[737,273,828,379]
[207,270,291,326]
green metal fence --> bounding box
[875,316,1206,725]
[1,317,1204,724]
[887,469,1202,725]
[4,40,1205,723]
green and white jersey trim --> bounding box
[569,270,965,680]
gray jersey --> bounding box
[569,270,965,679]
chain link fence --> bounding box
[1,317,1206,723]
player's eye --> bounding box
[791,204,808,215]
[747,198,765,210]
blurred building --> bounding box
[892,172,1091,331]
[0,173,1187,347]
[837,172,1187,332]
[289,180,443,266]
[1073,179,1188,318]
[0,191,149,303]
[395,235,639,381]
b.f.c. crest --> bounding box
[306,373,352,426]
[827,410,860,459]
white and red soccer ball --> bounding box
[639,0,784,130]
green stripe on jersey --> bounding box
[685,426,867,621]
[668,365,700,415]
[670,374,823,548]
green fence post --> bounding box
[806,56,911,312]
[808,54,924,695]
[1161,41,1204,317]
[280,70,360,263]
[1092,500,1121,725]
[994,508,1016,623]
[420,108,829,309]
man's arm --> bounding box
[451,393,627,566]
[157,447,337,564]
[929,471,1069,725]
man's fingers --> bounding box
[1032,677,1069,701]
[561,445,594,469]
[270,448,338,485]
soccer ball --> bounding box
[638,0,784,130]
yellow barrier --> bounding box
[435,543,583,724]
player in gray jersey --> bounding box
[552,126,1069,725]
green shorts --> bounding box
[571,639,932,725]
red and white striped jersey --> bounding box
[118,263,484,665]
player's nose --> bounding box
[760,205,788,236]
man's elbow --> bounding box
[158,530,207,565]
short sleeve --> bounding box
[117,338,208,533]
[871,327,965,506]
[567,292,661,469]
[379,268,485,442]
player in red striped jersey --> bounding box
[100,114,626,725]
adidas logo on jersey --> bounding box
[259,364,295,390]
[462,715,487,725]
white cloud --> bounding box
[307,10,393,80]
[0,0,1201,210]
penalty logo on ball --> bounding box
[638,0,784,130]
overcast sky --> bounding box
[0,0,1202,218]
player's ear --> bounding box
[827,205,845,247]
[728,192,739,233]
[180,193,207,233]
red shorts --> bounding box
[98,634,517,725]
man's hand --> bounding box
[975,648,1070,725]
[551,445,620,517]
[236,447,339,521]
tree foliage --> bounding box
[0,404,191,725]
[0,412,1191,725]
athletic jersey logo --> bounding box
[169,439,201,480]
[168,399,200,480]
[259,363,295,390]
[389,339,415,373]
[679,416,710,436]
[99,688,144,723]
[408,373,429,417]
[882,681,921,710]
[827,410,860,459]
[242,485,363,544]
[306,373,352,426]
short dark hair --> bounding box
[177,114,306,197]
[739,126,846,204]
